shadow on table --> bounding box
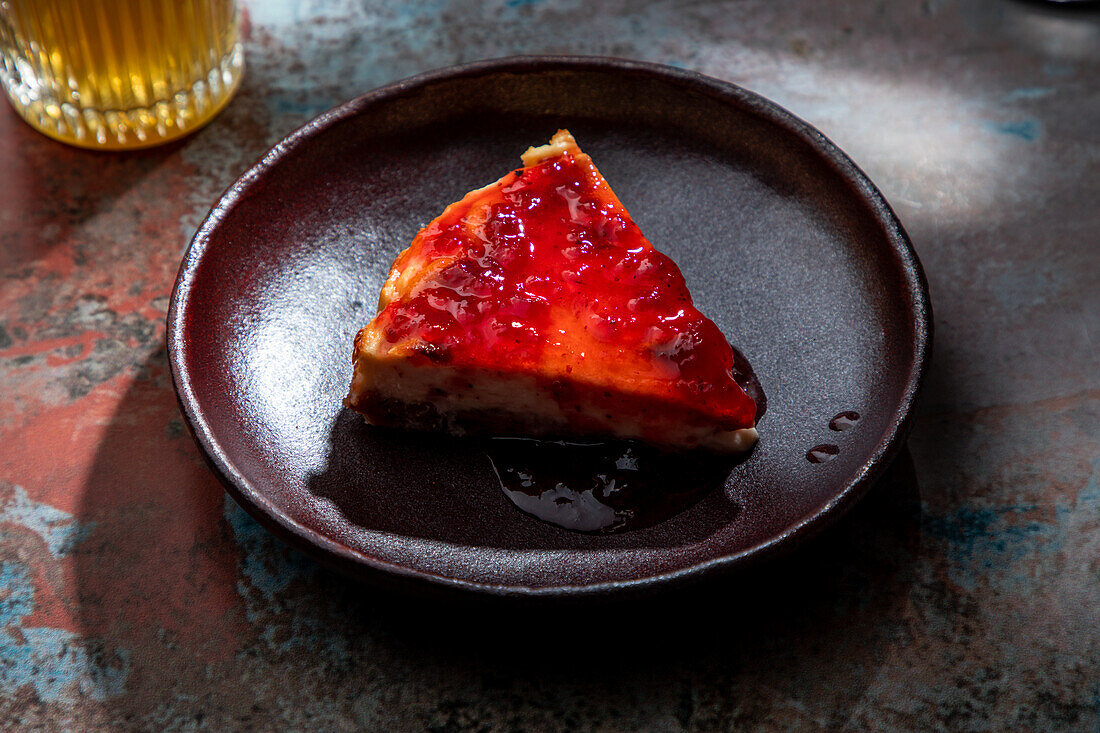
[73,350,923,727]
[354,449,924,719]
[72,349,245,720]
[0,104,186,273]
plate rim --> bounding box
[167,55,933,597]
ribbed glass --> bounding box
[0,0,242,149]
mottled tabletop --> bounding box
[2,1,1098,730]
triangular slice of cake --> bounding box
[345,130,758,452]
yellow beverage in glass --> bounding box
[0,0,242,149]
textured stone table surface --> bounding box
[2,1,1098,730]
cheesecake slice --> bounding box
[345,130,758,452]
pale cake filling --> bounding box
[349,336,758,453]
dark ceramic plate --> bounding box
[168,57,930,597]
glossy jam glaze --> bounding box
[807,444,840,463]
[373,143,757,431]
[829,411,860,431]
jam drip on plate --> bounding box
[485,343,765,534]
[485,438,742,534]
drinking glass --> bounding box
[0,0,243,149]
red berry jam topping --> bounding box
[374,147,756,429]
